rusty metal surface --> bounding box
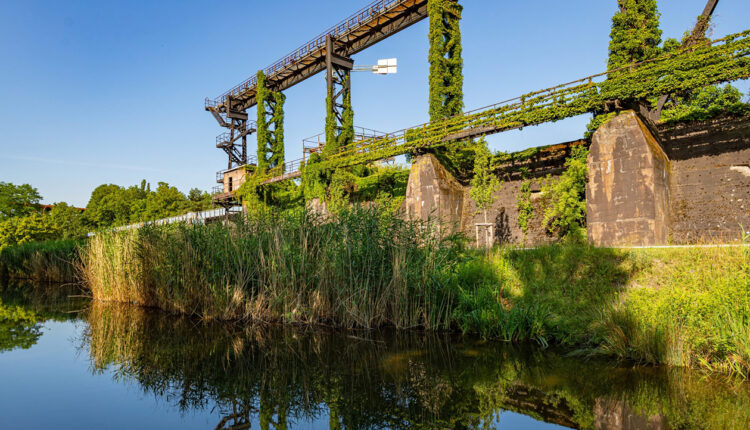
[205,0,428,112]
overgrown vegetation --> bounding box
[661,84,750,123]
[256,70,286,171]
[450,244,750,378]
[0,239,80,284]
[80,207,461,328]
[426,0,472,176]
[76,204,750,378]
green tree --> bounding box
[84,184,131,228]
[0,213,60,250]
[661,84,750,124]
[144,182,189,220]
[48,203,87,239]
[187,188,213,212]
[0,182,42,220]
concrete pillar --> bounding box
[403,153,465,233]
[587,111,671,246]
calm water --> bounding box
[1,285,749,429]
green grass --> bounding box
[80,207,462,328]
[76,207,750,377]
[449,245,750,378]
[0,239,81,284]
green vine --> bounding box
[517,180,533,240]
[427,0,470,175]
[469,140,500,223]
[256,70,285,171]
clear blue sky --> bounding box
[1,0,748,206]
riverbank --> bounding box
[4,208,749,377]
[0,239,80,284]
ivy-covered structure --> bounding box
[426,0,468,174]
[256,71,285,172]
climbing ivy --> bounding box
[539,145,589,240]
[324,76,354,156]
[254,30,750,185]
[607,0,663,71]
[428,0,464,120]
[256,70,285,171]
[427,0,471,176]
[517,180,533,241]
[589,0,663,137]
[661,84,750,124]
[469,140,500,223]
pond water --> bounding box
[1,285,749,429]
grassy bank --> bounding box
[0,239,81,284]
[452,245,750,377]
[80,208,460,328]
[78,208,750,377]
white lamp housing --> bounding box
[374,58,397,75]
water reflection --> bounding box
[0,284,83,352]
[78,303,750,429]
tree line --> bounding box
[0,181,214,250]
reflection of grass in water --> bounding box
[83,302,750,429]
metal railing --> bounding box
[90,206,244,235]
[215,121,258,146]
[206,0,410,107]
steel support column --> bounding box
[325,35,354,152]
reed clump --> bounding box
[0,239,80,284]
[80,207,461,328]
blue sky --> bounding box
[1,0,748,206]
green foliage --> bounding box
[256,70,285,171]
[298,30,750,176]
[469,140,500,221]
[0,213,60,251]
[81,207,463,328]
[449,244,750,377]
[539,145,589,239]
[517,181,533,239]
[0,297,42,352]
[428,0,464,121]
[0,239,80,283]
[0,182,42,220]
[661,84,750,123]
[47,203,87,239]
[84,181,213,230]
[607,0,662,70]
[427,0,470,175]
[235,174,301,215]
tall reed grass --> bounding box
[80,207,461,328]
[0,240,80,284]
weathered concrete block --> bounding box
[587,111,670,246]
[404,153,465,233]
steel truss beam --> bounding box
[207,0,428,113]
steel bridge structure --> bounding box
[250,30,750,185]
[205,0,748,188]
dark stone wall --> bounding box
[658,115,750,243]
[460,141,585,246]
